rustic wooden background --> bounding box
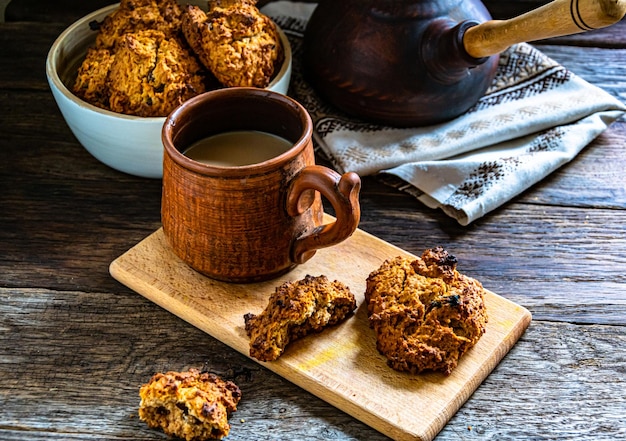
[1,1,625,440]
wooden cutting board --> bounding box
[110,220,531,441]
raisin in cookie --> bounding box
[244,274,357,361]
[138,368,241,441]
[365,247,488,375]
[95,0,183,50]
[107,29,206,117]
[181,0,283,88]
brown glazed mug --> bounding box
[161,88,361,283]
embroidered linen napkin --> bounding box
[263,2,626,225]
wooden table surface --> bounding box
[1,1,625,440]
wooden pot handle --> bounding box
[464,0,626,59]
[287,166,361,264]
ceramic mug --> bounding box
[161,88,361,283]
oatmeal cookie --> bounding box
[181,0,283,88]
[72,0,209,116]
[107,29,206,117]
[365,248,488,375]
[73,47,115,109]
[95,0,183,50]
[244,275,357,362]
[138,368,241,441]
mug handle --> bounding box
[286,165,361,264]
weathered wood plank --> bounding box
[1,288,624,440]
[2,160,625,326]
[356,188,626,325]
[1,2,625,441]
[2,94,625,323]
[536,46,626,103]
[519,122,626,208]
[0,286,394,441]
[0,22,65,89]
[442,320,626,440]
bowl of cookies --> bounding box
[46,0,292,178]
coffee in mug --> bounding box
[161,88,361,283]
[182,130,292,167]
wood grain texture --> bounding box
[1,287,622,441]
[1,0,625,440]
[109,225,531,441]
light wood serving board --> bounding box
[110,220,531,441]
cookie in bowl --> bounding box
[182,0,284,88]
[46,0,292,178]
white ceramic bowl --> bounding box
[46,4,293,178]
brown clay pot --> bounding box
[303,0,498,127]
[303,0,626,127]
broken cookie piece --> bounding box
[138,368,241,441]
[365,247,488,375]
[244,275,357,362]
